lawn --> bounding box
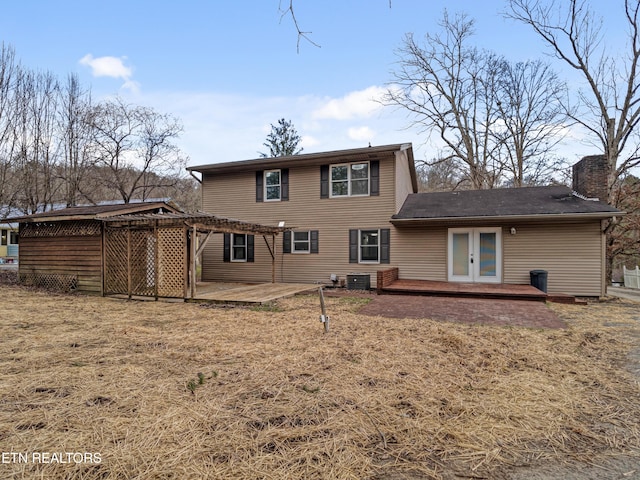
[0,284,639,479]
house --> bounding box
[0,220,19,264]
[188,144,416,287]
[188,144,622,298]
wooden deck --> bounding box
[192,282,320,304]
[380,279,548,302]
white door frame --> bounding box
[447,227,502,283]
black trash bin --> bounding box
[530,270,548,293]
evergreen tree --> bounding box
[259,118,303,157]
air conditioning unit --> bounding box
[346,273,370,290]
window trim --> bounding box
[292,231,310,254]
[329,161,370,198]
[263,169,282,202]
[230,233,248,262]
[359,229,380,264]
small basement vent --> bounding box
[346,273,370,290]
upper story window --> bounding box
[331,162,369,197]
[264,169,281,201]
[256,169,288,202]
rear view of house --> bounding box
[188,143,417,288]
[189,144,621,298]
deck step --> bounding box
[546,293,587,305]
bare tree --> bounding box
[56,73,96,207]
[385,12,506,189]
[0,44,19,215]
[386,11,570,190]
[12,68,60,213]
[506,0,640,202]
[494,59,569,186]
[89,97,187,203]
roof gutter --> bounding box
[390,211,624,226]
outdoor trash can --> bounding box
[530,270,548,293]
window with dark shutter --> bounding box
[223,233,231,262]
[247,235,255,262]
[320,165,329,198]
[380,228,390,263]
[281,168,289,201]
[282,231,291,254]
[349,229,358,263]
[370,160,380,196]
[256,171,264,202]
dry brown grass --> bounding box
[0,285,639,479]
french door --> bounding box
[448,228,501,283]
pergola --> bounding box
[101,212,288,299]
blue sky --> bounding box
[0,0,622,168]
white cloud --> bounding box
[348,126,375,142]
[312,86,386,120]
[122,89,416,167]
[301,135,320,150]
[79,54,139,93]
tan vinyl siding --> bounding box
[201,156,399,287]
[394,149,414,212]
[503,222,604,296]
[390,222,604,296]
[392,226,448,281]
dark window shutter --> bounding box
[223,233,231,262]
[380,228,390,264]
[281,168,289,201]
[256,171,264,202]
[282,231,291,254]
[320,165,329,199]
[370,160,380,196]
[349,229,358,263]
[247,235,255,262]
[310,230,319,254]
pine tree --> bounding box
[259,118,303,157]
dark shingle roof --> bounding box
[6,201,180,223]
[392,186,621,223]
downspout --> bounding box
[189,171,202,184]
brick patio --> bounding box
[357,294,567,329]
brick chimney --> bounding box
[572,155,609,201]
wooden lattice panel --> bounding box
[104,228,128,295]
[129,230,156,297]
[21,220,101,238]
[104,225,186,298]
[20,273,78,292]
[157,227,186,297]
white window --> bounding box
[292,231,310,253]
[231,234,247,262]
[264,170,281,201]
[330,162,369,197]
[359,229,379,263]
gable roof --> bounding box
[391,186,622,225]
[6,201,180,223]
[188,143,418,192]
